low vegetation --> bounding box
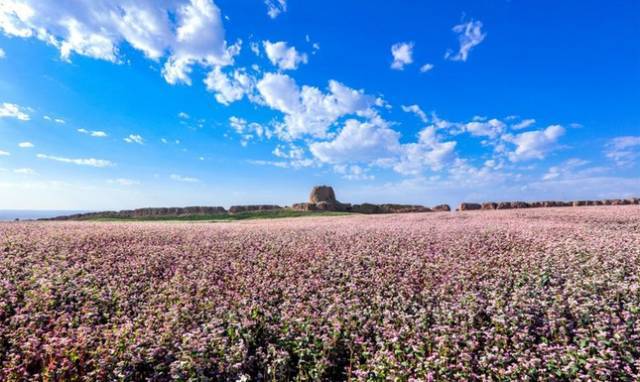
[2,206,640,380]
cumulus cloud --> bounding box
[78,128,107,137]
[0,102,30,121]
[263,40,308,70]
[401,104,428,123]
[0,48,5,58]
[18,141,34,148]
[419,63,434,73]
[178,112,190,119]
[124,134,144,144]
[0,0,237,86]
[310,117,401,164]
[445,19,486,62]
[0,150,9,156]
[464,118,506,139]
[256,72,378,139]
[162,0,239,85]
[503,125,565,162]
[605,136,640,166]
[264,0,286,18]
[393,126,458,175]
[37,153,113,167]
[204,66,254,105]
[391,42,414,70]
[170,174,199,182]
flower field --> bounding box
[1,206,640,381]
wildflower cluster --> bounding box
[1,206,639,380]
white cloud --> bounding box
[162,0,238,85]
[401,104,428,123]
[170,174,199,182]
[0,150,9,156]
[309,117,401,164]
[333,164,374,181]
[0,48,5,58]
[542,158,590,181]
[37,153,113,167]
[263,40,308,70]
[78,128,107,137]
[178,112,190,119]
[247,159,289,168]
[18,141,34,148]
[256,72,378,139]
[464,118,506,138]
[108,178,140,186]
[391,42,414,70]
[0,102,30,121]
[264,0,286,18]
[204,66,254,105]
[43,115,65,124]
[445,19,486,62]
[512,118,536,130]
[124,134,144,144]
[13,167,36,175]
[419,63,434,73]
[229,116,269,146]
[605,136,640,166]
[0,0,236,86]
[503,124,565,162]
[393,126,458,175]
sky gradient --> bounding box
[0,0,639,210]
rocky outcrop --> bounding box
[228,205,282,214]
[481,202,498,210]
[459,203,482,211]
[497,202,512,210]
[309,186,337,204]
[47,206,227,220]
[350,203,382,214]
[511,201,530,209]
[432,204,451,212]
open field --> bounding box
[64,209,351,222]
[1,206,640,380]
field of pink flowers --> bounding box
[1,206,640,381]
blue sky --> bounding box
[0,0,638,210]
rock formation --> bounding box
[432,204,451,212]
[459,203,482,211]
[481,202,497,210]
[228,205,282,214]
[309,186,337,204]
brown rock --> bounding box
[497,202,512,209]
[229,205,283,213]
[459,203,481,211]
[292,203,318,211]
[481,202,497,210]
[309,185,337,204]
[351,203,382,214]
[432,204,451,212]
